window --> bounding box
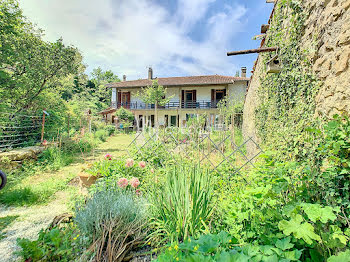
[182,90,197,108]
[170,116,177,127]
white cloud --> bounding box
[19,0,247,79]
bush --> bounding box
[75,186,148,261]
[16,226,83,262]
[94,129,108,142]
[149,165,214,245]
[104,124,116,136]
[156,232,303,262]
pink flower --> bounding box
[150,168,154,174]
[42,140,48,146]
[104,154,112,160]
[138,161,146,168]
[125,158,134,167]
[130,177,140,188]
[135,189,142,196]
[117,178,128,188]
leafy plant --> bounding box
[16,226,83,262]
[149,165,214,245]
[156,232,303,262]
[137,79,173,128]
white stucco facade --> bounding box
[110,80,248,129]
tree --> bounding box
[137,79,171,128]
[0,0,82,113]
[90,67,120,106]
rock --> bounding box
[343,0,350,10]
[333,48,350,75]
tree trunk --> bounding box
[155,102,158,129]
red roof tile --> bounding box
[106,75,249,88]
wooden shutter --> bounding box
[118,92,121,108]
[127,92,131,108]
[193,90,196,101]
[181,90,184,108]
[211,89,215,108]
[224,89,227,97]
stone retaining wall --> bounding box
[0,146,45,169]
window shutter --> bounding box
[181,90,184,108]
[118,92,121,108]
[193,90,197,101]
[127,92,131,108]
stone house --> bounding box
[106,67,249,129]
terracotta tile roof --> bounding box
[98,107,116,115]
[106,75,249,88]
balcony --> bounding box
[111,100,223,110]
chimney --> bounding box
[123,75,126,81]
[241,67,247,78]
[148,67,153,80]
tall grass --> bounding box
[149,165,214,245]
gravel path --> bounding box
[0,192,69,262]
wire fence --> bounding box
[0,111,103,152]
[127,127,263,178]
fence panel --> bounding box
[127,128,263,178]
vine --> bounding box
[255,0,321,161]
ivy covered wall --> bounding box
[243,0,350,160]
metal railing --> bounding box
[111,100,222,110]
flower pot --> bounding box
[78,172,98,188]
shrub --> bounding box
[149,165,214,245]
[94,129,108,142]
[104,124,116,136]
[16,226,83,262]
[75,187,148,261]
[156,232,303,262]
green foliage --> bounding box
[149,165,214,245]
[278,214,321,245]
[0,131,106,206]
[255,0,321,161]
[16,226,83,261]
[137,79,170,106]
[94,129,108,142]
[137,79,173,127]
[116,106,134,122]
[327,250,350,262]
[315,116,350,210]
[90,66,120,105]
[156,233,302,262]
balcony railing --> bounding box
[111,100,223,110]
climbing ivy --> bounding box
[255,0,321,161]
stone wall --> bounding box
[0,146,45,169]
[303,0,350,117]
[243,0,350,157]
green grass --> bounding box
[0,134,132,207]
[0,215,19,240]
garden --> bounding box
[12,115,350,262]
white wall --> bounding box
[228,82,247,103]
[117,82,247,105]
[111,88,117,103]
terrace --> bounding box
[111,99,223,110]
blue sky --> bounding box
[19,0,273,80]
